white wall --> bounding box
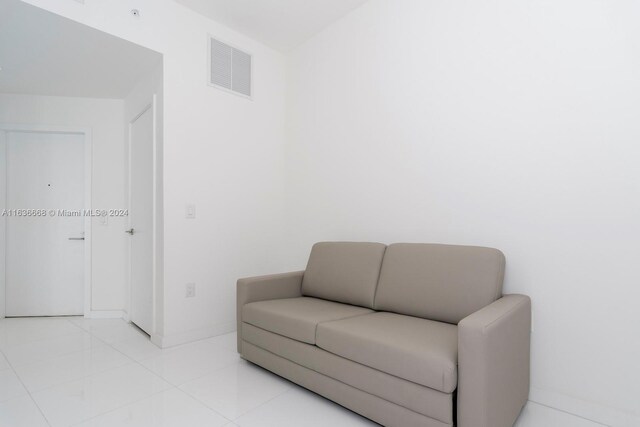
[17,1,637,425]
[286,0,640,425]
[21,0,288,346]
[0,93,128,314]
[0,132,5,318]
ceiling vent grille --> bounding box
[209,37,252,98]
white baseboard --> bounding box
[85,310,126,319]
[151,320,236,349]
[529,386,640,427]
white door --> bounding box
[5,131,85,316]
[128,107,154,335]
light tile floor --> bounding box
[0,317,606,427]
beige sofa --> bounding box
[237,242,530,427]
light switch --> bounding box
[186,204,196,219]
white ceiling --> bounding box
[0,0,162,99]
[174,0,370,51]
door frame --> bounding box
[0,123,93,318]
[125,97,158,336]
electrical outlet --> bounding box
[186,283,196,298]
[530,310,534,333]
[186,204,196,219]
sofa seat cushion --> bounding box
[242,322,454,424]
[316,312,458,393]
[243,297,373,344]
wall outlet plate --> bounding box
[186,204,196,219]
[186,283,196,298]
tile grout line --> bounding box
[0,318,99,427]
[63,317,235,426]
[4,318,245,426]
[72,320,293,425]
[1,343,54,427]
[65,388,176,427]
[21,318,146,392]
[176,384,253,424]
[64,317,187,426]
[190,369,295,425]
[233,386,294,422]
[28,317,137,427]
[4,319,613,427]
[0,322,102,369]
[158,357,244,423]
[5,317,170,427]
[527,400,611,427]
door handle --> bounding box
[125,228,135,235]
[68,237,85,241]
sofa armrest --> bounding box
[458,294,531,427]
[236,271,304,352]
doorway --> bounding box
[127,103,156,335]
[1,127,91,317]
[0,0,163,342]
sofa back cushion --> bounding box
[302,242,386,308]
[375,243,505,324]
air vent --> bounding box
[209,37,252,98]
